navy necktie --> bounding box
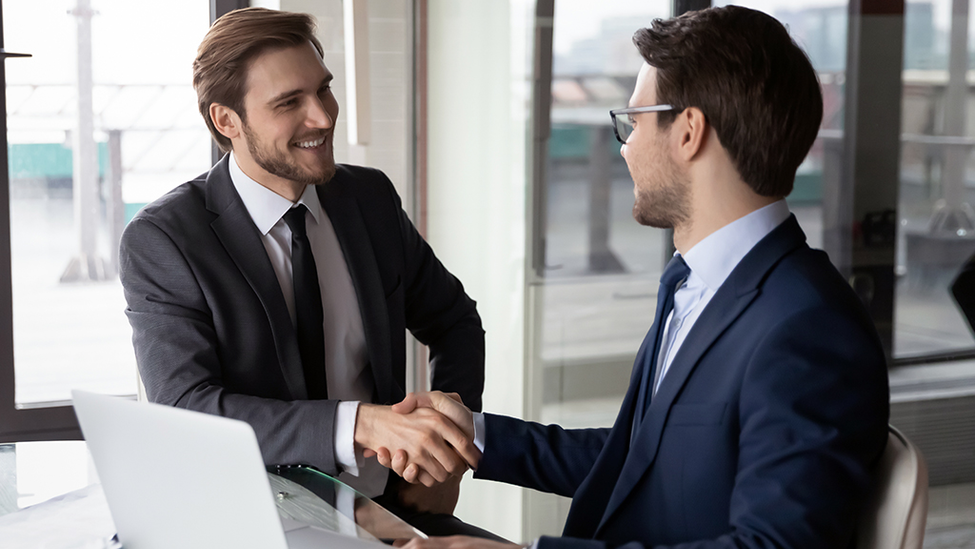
[632,255,690,443]
[283,205,328,400]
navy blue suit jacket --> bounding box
[476,216,889,548]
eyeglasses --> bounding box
[609,104,676,144]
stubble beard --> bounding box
[632,152,690,229]
[243,122,336,186]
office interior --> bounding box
[0,0,972,545]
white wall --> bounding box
[426,0,533,541]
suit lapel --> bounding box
[205,155,307,400]
[317,174,395,405]
[594,216,807,535]
[595,285,760,534]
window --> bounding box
[0,0,211,441]
[524,0,673,538]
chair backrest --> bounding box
[857,425,929,549]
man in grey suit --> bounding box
[118,7,486,535]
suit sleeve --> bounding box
[474,414,610,498]
[706,305,888,549]
[119,216,342,475]
[388,185,486,412]
[534,302,889,549]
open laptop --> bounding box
[72,390,409,549]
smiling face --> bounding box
[231,41,339,198]
[621,63,690,229]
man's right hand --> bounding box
[376,392,479,485]
[354,402,478,487]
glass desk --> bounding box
[0,441,96,518]
[0,442,423,547]
[269,464,425,543]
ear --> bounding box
[674,107,708,161]
[210,103,241,141]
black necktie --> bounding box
[283,205,328,400]
[632,255,690,443]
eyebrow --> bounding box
[267,74,334,106]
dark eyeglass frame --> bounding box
[609,104,676,144]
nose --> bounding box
[306,96,334,130]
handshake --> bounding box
[354,391,480,487]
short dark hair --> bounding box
[634,6,823,197]
[193,7,324,152]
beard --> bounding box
[242,121,336,186]
[631,151,690,229]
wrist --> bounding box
[353,403,383,449]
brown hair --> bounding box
[634,6,823,197]
[193,7,324,152]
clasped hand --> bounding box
[354,391,479,487]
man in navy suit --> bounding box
[383,6,890,548]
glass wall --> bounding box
[515,0,975,540]
[0,0,413,418]
[524,0,672,538]
[4,0,211,407]
[895,0,975,359]
[535,0,670,429]
[710,0,975,360]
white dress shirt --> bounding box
[229,153,387,497]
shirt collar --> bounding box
[681,200,791,292]
[228,151,322,235]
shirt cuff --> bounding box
[336,400,363,476]
[472,412,486,453]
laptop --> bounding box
[72,390,407,549]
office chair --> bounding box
[952,252,975,334]
[856,425,929,549]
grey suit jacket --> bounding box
[119,156,485,476]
